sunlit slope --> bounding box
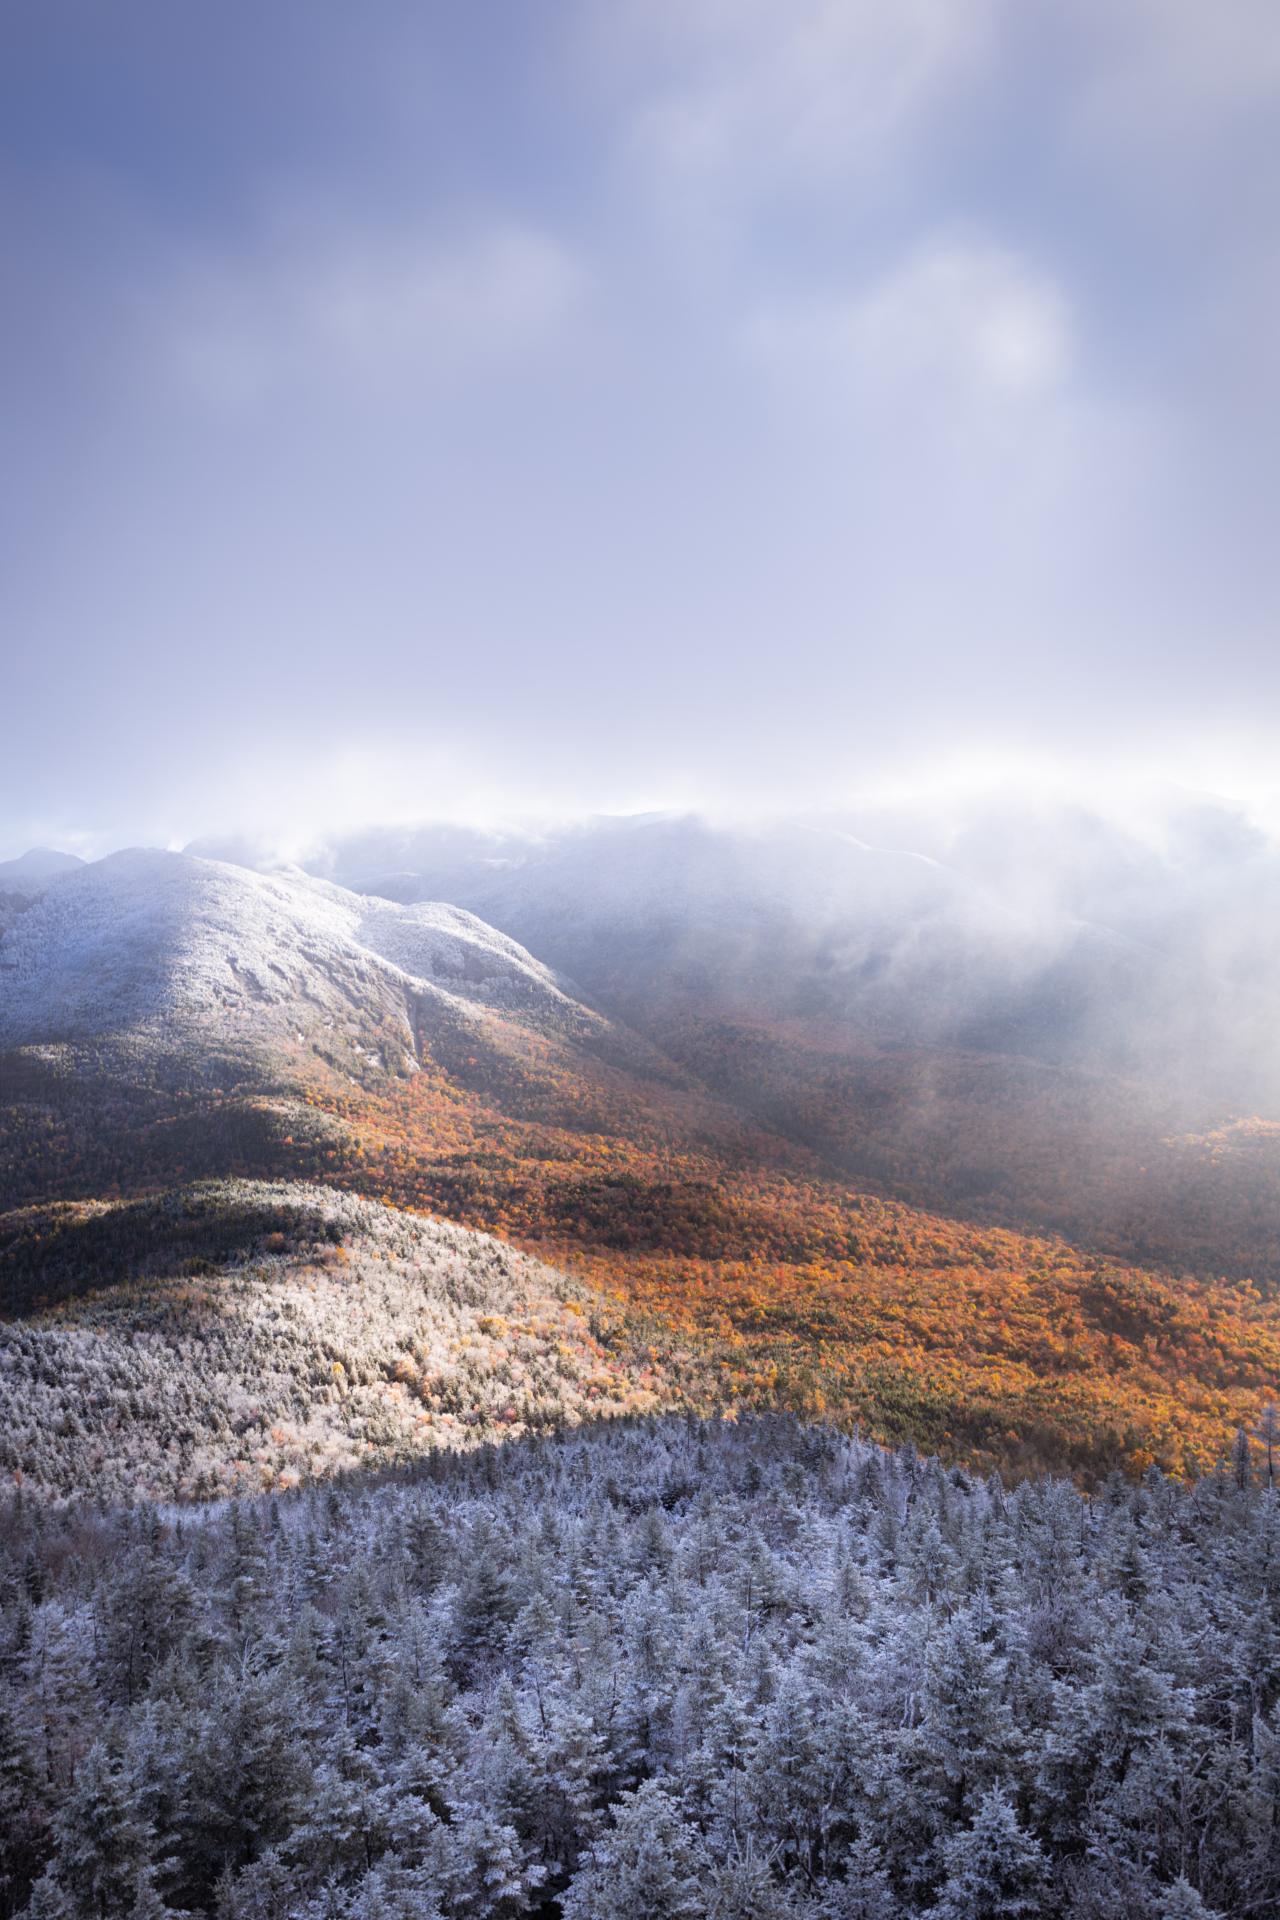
[7,974,1275,1481]
[0,1180,687,1500]
[277,1069,1280,1480]
[0,846,595,1063]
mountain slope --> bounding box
[308,811,1280,1278]
[0,846,85,889]
[0,844,85,935]
[323,812,1150,1052]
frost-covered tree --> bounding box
[42,1741,154,1919]
[932,1787,1048,1919]
[3,1414,1280,1919]
[561,1781,706,1919]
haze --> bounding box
[3,0,1278,851]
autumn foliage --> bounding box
[4,992,1279,1484]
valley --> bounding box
[3,819,1280,1486]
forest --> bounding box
[2,1412,1276,1920]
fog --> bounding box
[3,1,1278,854]
[166,790,1280,1123]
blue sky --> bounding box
[3,1,1278,852]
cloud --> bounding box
[598,0,995,198]
[1071,0,1280,147]
[743,236,1072,406]
[164,219,588,407]
[3,0,1278,847]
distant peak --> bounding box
[10,846,84,871]
[0,846,86,885]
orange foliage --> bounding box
[4,1004,1279,1484]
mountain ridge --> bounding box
[0,848,597,1070]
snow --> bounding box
[0,847,581,1053]
[300,873,576,1009]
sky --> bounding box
[2,0,1279,855]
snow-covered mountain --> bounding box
[0,847,592,1068]
[0,846,85,890]
[313,814,1152,1070]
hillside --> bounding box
[0,846,84,935]
[620,1001,1280,1280]
[0,849,594,1067]
[0,1181,686,1501]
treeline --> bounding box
[3,1414,1279,1917]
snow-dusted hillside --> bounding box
[0,1179,671,1499]
[311,875,579,1014]
[0,847,589,1065]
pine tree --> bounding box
[437,1804,545,1920]
[1256,1408,1280,1492]
[923,1605,1017,1814]
[1158,1877,1223,1920]
[932,1787,1048,1920]
[19,1870,76,1920]
[0,1684,47,1918]
[46,1741,153,1919]
[561,1781,706,1920]
[815,1836,900,1919]
[703,1837,788,1918]
[128,1869,180,1920]
[1233,1428,1253,1493]
[448,1535,517,1685]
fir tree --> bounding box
[561,1782,706,1920]
[932,1788,1048,1920]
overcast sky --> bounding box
[3,0,1279,854]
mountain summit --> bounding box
[0,848,588,1069]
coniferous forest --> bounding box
[4,1413,1279,1920]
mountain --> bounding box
[0,844,85,934]
[0,846,84,887]
[296,813,1168,1088]
[310,805,1280,1108]
[296,809,1280,1274]
[0,848,591,1068]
